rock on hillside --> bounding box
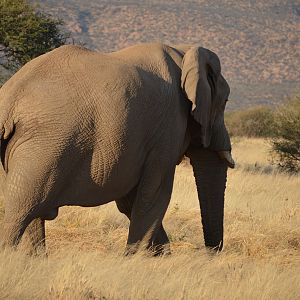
[40,0,300,110]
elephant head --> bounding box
[181,46,235,251]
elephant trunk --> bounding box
[188,147,228,251]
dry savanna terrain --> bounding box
[0,138,299,299]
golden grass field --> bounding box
[0,138,299,299]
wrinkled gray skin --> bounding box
[0,43,234,255]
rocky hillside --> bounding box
[40,0,300,110]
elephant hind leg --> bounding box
[1,153,60,254]
[116,186,171,256]
[0,193,46,254]
[1,210,46,256]
[0,214,29,250]
[19,218,46,255]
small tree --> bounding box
[0,0,69,71]
[271,96,300,173]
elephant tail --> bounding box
[0,117,15,174]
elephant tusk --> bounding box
[218,151,235,169]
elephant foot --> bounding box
[148,225,171,256]
[205,240,223,255]
[123,243,140,256]
[124,242,171,257]
[149,243,171,257]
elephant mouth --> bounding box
[218,151,235,169]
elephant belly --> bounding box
[58,151,142,207]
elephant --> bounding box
[0,42,234,255]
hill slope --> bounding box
[40,0,300,110]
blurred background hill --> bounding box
[37,0,299,109]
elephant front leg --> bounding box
[116,188,171,256]
[124,165,175,256]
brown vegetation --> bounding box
[225,106,275,137]
[0,138,299,299]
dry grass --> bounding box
[0,138,299,299]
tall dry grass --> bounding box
[0,138,299,299]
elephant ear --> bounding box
[181,47,221,148]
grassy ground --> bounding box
[0,138,299,299]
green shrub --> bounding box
[0,0,70,70]
[225,106,275,137]
[271,96,300,174]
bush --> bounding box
[271,96,300,174]
[0,0,70,70]
[225,106,275,137]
